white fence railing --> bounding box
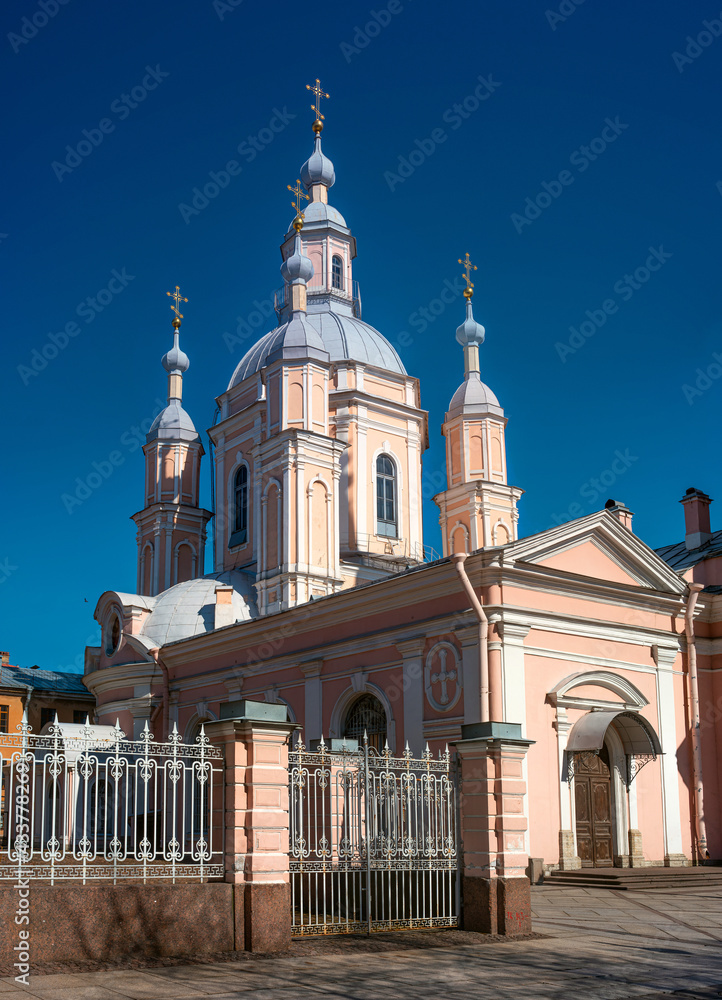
[0,717,224,884]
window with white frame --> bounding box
[331,255,344,290]
[229,464,249,547]
[376,455,397,538]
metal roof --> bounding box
[655,528,722,572]
[0,667,92,697]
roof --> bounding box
[655,528,722,572]
[139,570,258,648]
[0,666,92,698]
[229,310,406,387]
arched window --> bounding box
[344,694,387,752]
[230,465,248,547]
[331,255,344,290]
[376,455,397,538]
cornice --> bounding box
[83,661,157,697]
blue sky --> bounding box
[2,0,721,670]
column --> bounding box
[299,660,323,742]
[396,637,426,756]
[654,644,687,865]
[455,733,534,936]
[553,707,581,870]
[206,706,297,953]
[455,625,480,728]
[496,622,530,735]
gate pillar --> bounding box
[454,724,534,937]
[206,702,298,954]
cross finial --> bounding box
[457,253,477,300]
[306,78,330,134]
[166,285,188,328]
[287,178,310,231]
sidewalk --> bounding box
[1,885,721,999]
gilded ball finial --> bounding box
[172,315,181,329]
[463,285,474,300]
[312,119,323,135]
[292,214,304,233]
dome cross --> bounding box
[287,178,310,231]
[306,78,330,133]
[457,253,477,300]
[166,285,188,326]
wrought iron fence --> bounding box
[0,716,223,884]
[289,734,459,936]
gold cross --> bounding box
[457,253,477,297]
[287,178,309,218]
[166,285,188,322]
[306,78,330,127]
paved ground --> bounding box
[2,884,722,999]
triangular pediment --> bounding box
[507,511,686,594]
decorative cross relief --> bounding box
[424,642,462,713]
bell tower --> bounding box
[131,288,213,595]
[434,255,523,555]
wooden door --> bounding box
[574,747,613,867]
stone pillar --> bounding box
[553,707,581,871]
[206,702,297,953]
[396,637,426,756]
[653,644,688,866]
[455,726,534,936]
[299,660,323,743]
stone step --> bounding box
[546,867,722,891]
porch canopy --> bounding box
[566,710,662,756]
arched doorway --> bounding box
[343,694,387,752]
[574,745,613,868]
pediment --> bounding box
[508,511,686,594]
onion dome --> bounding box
[281,233,314,285]
[455,300,485,351]
[161,331,190,374]
[301,135,335,190]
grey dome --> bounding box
[229,311,406,387]
[300,136,335,190]
[140,570,257,647]
[448,372,503,419]
[147,400,200,443]
[287,201,347,234]
[455,301,485,348]
[281,235,314,284]
[162,332,189,374]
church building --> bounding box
[84,90,721,873]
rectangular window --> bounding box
[376,478,397,538]
[41,707,54,730]
[0,705,8,734]
[74,710,88,725]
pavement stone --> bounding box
[3,885,722,999]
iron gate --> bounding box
[289,735,459,935]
